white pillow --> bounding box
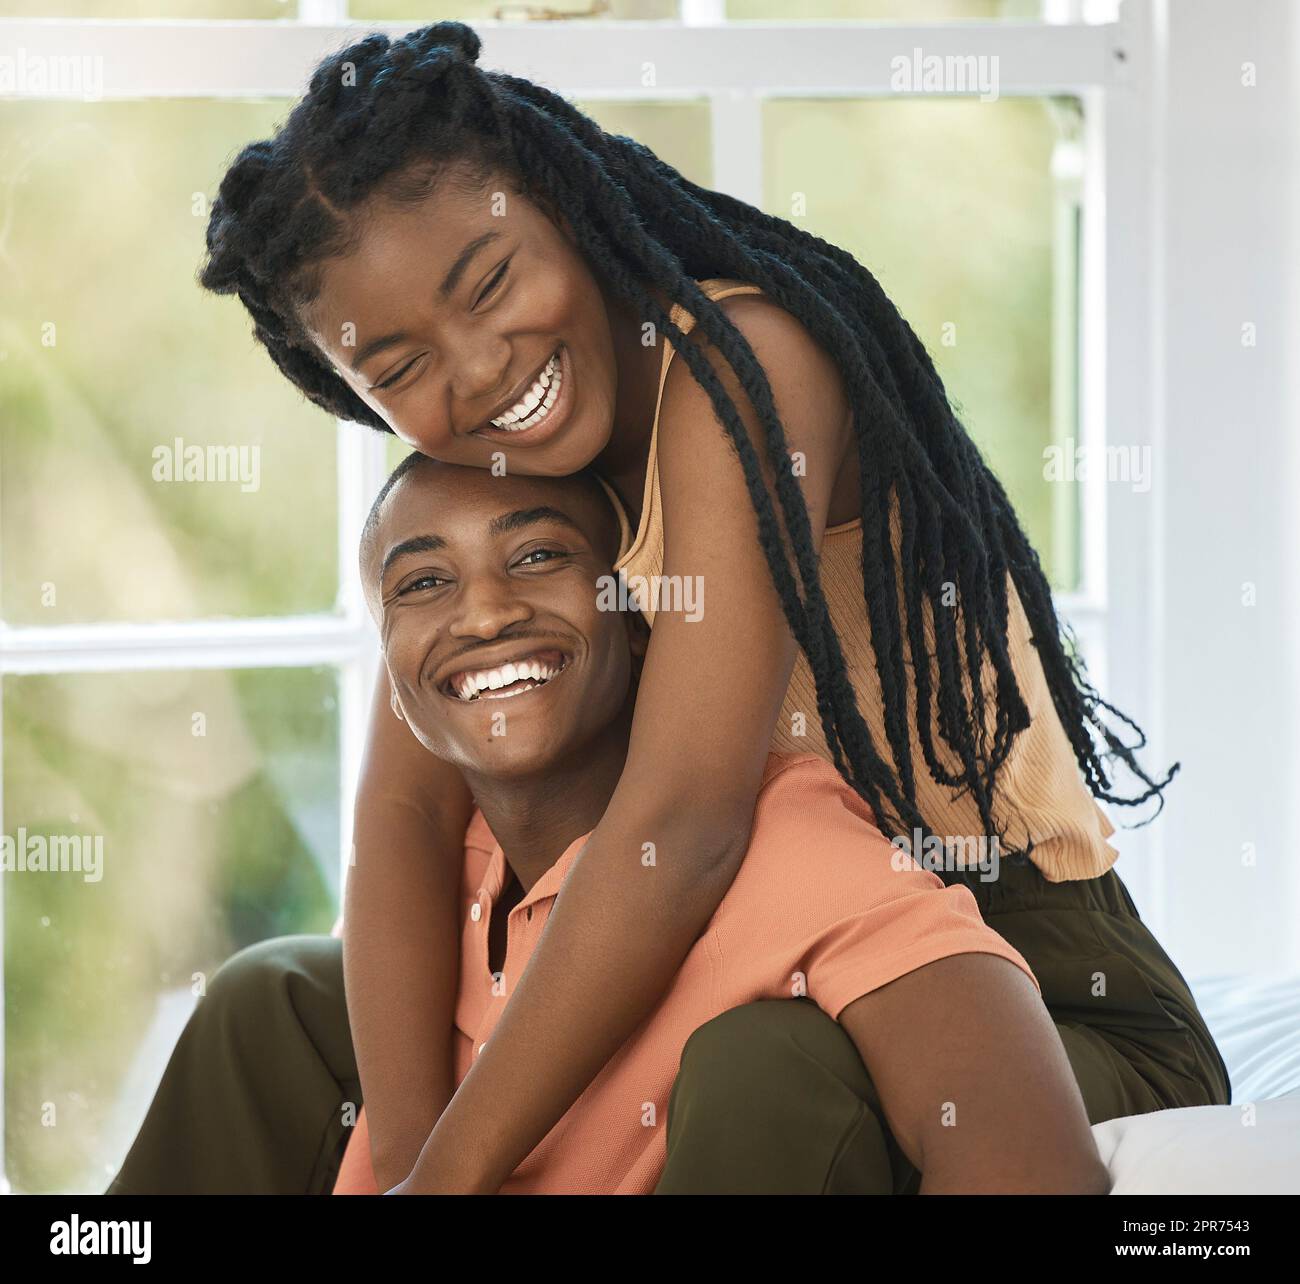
[1092,1093,1300,1194]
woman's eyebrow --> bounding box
[440,230,503,299]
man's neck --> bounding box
[459,705,634,893]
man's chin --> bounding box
[456,745,565,782]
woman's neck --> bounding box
[593,280,677,523]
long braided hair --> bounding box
[199,20,1177,865]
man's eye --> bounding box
[475,260,509,307]
[517,548,566,567]
[398,573,446,595]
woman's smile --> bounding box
[473,342,575,450]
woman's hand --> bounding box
[383,1144,500,1195]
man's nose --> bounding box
[448,574,534,638]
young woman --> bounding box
[183,21,1228,1193]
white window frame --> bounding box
[0,0,1163,1191]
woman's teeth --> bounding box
[450,654,568,701]
[489,347,563,432]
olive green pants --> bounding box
[105,861,1230,1195]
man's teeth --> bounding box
[489,348,563,431]
[451,654,567,701]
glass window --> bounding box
[577,99,712,189]
[3,666,340,1194]
[0,101,338,626]
[729,0,1042,20]
[349,1,678,19]
[0,1,295,16]
[762,94,1083,590]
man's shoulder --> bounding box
[711,754,902,931]
[753,752,883,842]
[758,751,848,798]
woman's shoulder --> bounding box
[659,277,852,467]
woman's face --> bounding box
[301,164,620,477]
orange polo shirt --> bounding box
[332,752,1038,1195]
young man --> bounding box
[333,453,1110,1195]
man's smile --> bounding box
[437,645,573,703]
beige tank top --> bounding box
[603,277,1119,883]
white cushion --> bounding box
[1088,971,1300,1193]
[1092,1092,1300,1194]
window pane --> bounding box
[386,437,416,475]
[577,98,711,189]
[0,100,338,626]
[3,665,340,1194]
[762,95,1083,590]
[729,0,1042,19]
[350,1,678,19]
[0,1,295,16]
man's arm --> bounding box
[838,953,1112,1194]
[343,668,474,1192]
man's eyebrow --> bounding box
[377,508,581,579]
[350,230,504,374]
[488,506,587,540]
[380,533,446,579]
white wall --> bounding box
[1141,0,1300,978]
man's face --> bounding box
[302,162,620,478]
[363,463,643,779]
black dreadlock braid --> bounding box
[198,20,1178,867]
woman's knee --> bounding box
[676,997,877,1106]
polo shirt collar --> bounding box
[480,826,594,914]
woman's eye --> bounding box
[375,358,419,392]
[475,260,510,307]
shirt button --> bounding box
[470,902,482,923]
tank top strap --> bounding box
[614,277,765,577]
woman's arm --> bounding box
[839,954,1111,1193]
[400,296,853,1192]
[343,667,474,1192]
